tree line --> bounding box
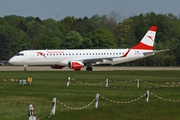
[0,12,180,66]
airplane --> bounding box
[9,26,169,71]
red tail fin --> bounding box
[131,26,157,50]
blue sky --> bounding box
[0,0,179,21]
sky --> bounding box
[0,0,180,21]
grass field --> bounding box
[0,70,180,120]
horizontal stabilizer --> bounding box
[143,49,170,56]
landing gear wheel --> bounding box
[86,67,93,71]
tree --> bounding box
[0,17,6,25]
[114,18,135,48]
[42,18,63,39]
[0,32,9,60]
[3,26,30,56]
[4,15,26,28]
[75,16,90,36]
[25,16,35,23]
[36,35,61,49]
[61,31,83,49]
[57,16,75,34]
[87,28,117,49]
[16,20,27,32]
[27,21,45,49]
[27,21,45,38]
[101,11,122,33]
[82,37,93,49]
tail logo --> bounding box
[147,36,153,41]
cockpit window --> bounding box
[16,53,20,56]
[16,53,24,56]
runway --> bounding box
[0,66,180,71]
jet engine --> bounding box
[68,61,84,70]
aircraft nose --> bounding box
[9,57,16,64]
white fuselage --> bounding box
[8,49,152,66]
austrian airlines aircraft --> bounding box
[9,26,168,71]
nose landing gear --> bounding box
[24,65,28,71]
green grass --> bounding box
[0,70,180,120]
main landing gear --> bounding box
[86,64,93,71]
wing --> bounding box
[66,56,120,65]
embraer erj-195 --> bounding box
[9,26,168,71]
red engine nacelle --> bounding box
[51,64,65,69]
[68,61,84,70]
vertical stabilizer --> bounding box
[131,26,157,50]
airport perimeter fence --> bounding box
[27,77,180,119]
[29,91,180,119]
[68,77,180,89]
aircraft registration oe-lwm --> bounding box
[9,26,169,71]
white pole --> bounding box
[19,80,22,84]
[29,104,33,120]
[29,104,33,117]
[95,93,99,108]
[32,117,36,120]
[52,97,56,115]
[29,104,36,120]
[146,90,149,102]
[106,79,108,87]
[137,79,139,88]
[67,77,70,87]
